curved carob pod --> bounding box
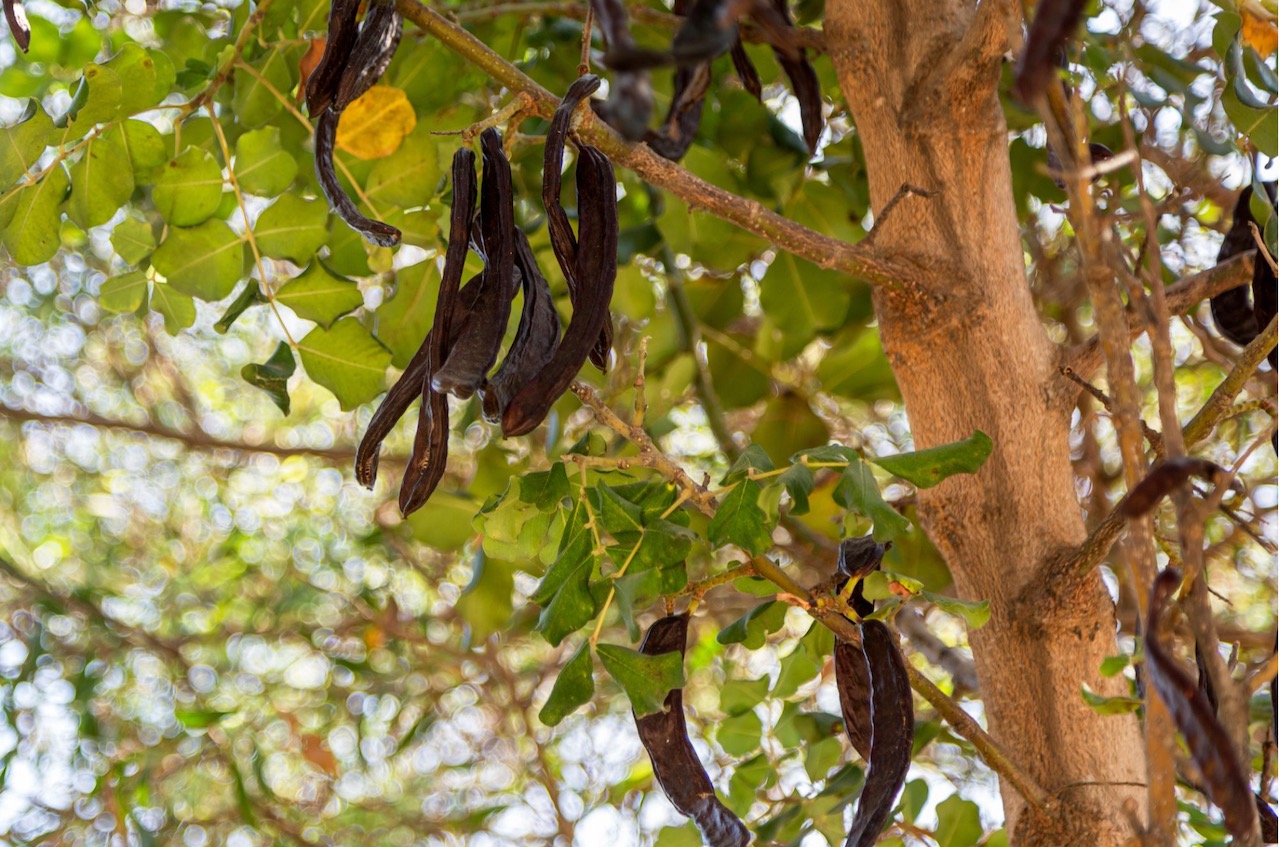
[591,0,654,141]
[543,76,614,371]
[1212,186,1264,347]
[1119,457,1227,519]
[645,62,713,162]
[432,129,520,400]
[481,227,562,423]
[4,0,29,52]
[730,41,762,100]
[744,0,821,152]
[305,0,363,116]
[355,148,477,489]
[831,537,913,847]
[314,102,402,247]
[503,146,618,436]
[634,614,751,847]
[1013,0,1087,103]
[1251,182,1278,370]
[333,0,404,111]
[1145,569,1258,840]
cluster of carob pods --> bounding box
[342,76,618,515]
[634,537,912,847]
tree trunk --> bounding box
[824,2,1147,843]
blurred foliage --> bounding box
[0,0,1274,845]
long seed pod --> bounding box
[433,129,520,399]
[543,76,613,371]
[314,109,402,246]
[634,614,751,847]
[1012,0,1087,103]
[591,0,654,141]
[671,0,751,64]
[746,0,821,152]
[645,63,712,162]
[4,0,29,52]
[481,228,562,423]
[1119,457,1227,519]
[355,148,477,488]
[833,537,888,762]
[503,146,617,436]
[305,0,363,115]
[1212,187,1263,346]
[730,39,762,100]
[397,354,450,515]
[1145,568,1258,839]
[1259,794,1279,844]
[333,0,404,111]
[1251,183,1278,369]
[843,622,913,847]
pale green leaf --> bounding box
[297,317,391,409]
[151,219,245,301]
[276,260,362,327]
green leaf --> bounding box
[151,219,245,301]
[1099,654,1132,677]
[517,464,571,511]
[717,600,787,648]
[717,709,763,756]
[871,430,993,489]
[232,46,296,128]
[297,318,391,409]
[597,642,685,718]
[613,562,687,641]
[118,120,167,174]
[99,270,149,313]
[241,341,295,414]
[836,460,911,542]
[0,99,51,188]
[1080,685,1142,716]
[719,678,769,716]
[861,571,923,600]
[455,556,515,641]
[375,258,440,367]
[804,735,843,781]
[276,260,361,327]
[216,281,264,334]
[899,779,929,824]
[67,132,134,228]
[175,708,234,729]
[407,490,480,549]
[921,590,990,629]
[532,501,598,647]
[65,64,122,128]
[759,252,850,344]
[594,484,645,535]
[1,163,68,266]
[538,642,594,726]
[934,795,983,847]
[153,147,224,226]
[708,480,773,555]
[254,194,329,264]
[723,444,775,482]
[234,127,298,197]
[151,282,196,334]
[365,124,442,208]
[778,464,814,515]
[751,393,828,472]
[104,44,160,114]
[111,217,156,266]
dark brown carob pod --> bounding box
[503,146,618,436]
[1012,0,1087,103]
[542,76,614,371]
[634,614,751,847]
[398,354,451,515]
[305,0,363,115]
[1212,186,1265,347]
[333,0,404,111]
[314,109,402,247]
[645,63,712,161]
[4,0,29,52]
[671,0,748,64]
[432,129,521,399]
[1119,457,1227,519]
[831,537,912,847]
[590,0,654,141]
[729,40,762,99]
[1145,569,1258,840]
[745,0,821,152]
[355,148,477,489]
[481,227,562,423]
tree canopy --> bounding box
[0,0,1275,845]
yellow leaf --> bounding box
[335,85,417,160]
[1243,2,1278,59]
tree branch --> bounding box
[395,0,915,292]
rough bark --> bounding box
[824,1,1146,843]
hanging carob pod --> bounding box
[1210,182,1278,370]
[3,0,30,52]
[738,0,822,152]
[1145,569,1259,840]
[589,0,654,141]
[432,129,522,400]
[355,148,476,497]
[541,75,614,372]
[480,227,563,423]
[308,0,403,247]
[503,143,618,436]
[831,536,913,847]
[633,614,751,847]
